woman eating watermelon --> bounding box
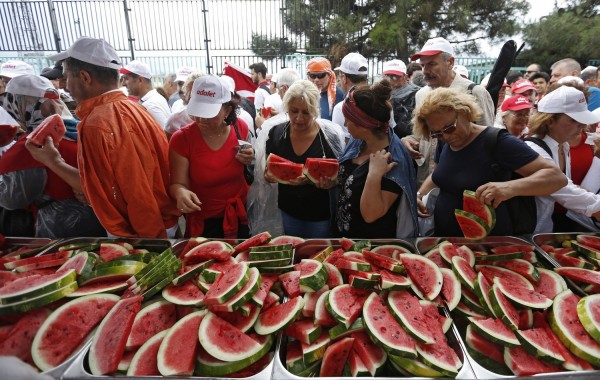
[333,79,418,238]
[252,80,344,238]
[169,75,253,238]
[414,88,566,237]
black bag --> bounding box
[391,87,419,139]
[485,129,549,235]
[232,121,254,185]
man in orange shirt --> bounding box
[26,37,180,238]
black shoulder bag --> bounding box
[232,122,254,185]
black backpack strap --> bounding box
[523,137,553,158]
[259,84,271,93]
[484,127,503,180]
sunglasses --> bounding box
[430,119,457,139]
[308,72,328,80]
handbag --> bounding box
[232,121,254,185]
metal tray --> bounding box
[415,236,599,379]
[293,238,417,262]
[0,237,59,258]
[531,232,600,268]
[46,237,175,255]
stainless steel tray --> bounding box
[46,237,175,255]
[415,236,600,379]
[293,238,417,262]
[531,232,600,268]
[0,237,59,258]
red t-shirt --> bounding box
[169,121,250,237]
[570,131,594,186]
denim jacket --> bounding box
[337,127,418,238]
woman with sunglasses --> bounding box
[252,80,345,238]
[414,88,566,236]
[334,80,418,238]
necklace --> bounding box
[201,124,228,138]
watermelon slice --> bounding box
[269,235,305,248]
[314,290,338,327]
[302,285,329,318]
[304,157,339,183]
[279,270,301,298]
[465,323,505,365]
[196,334,272,377]
[125,299,177,350]
[0,269,77,305]
[0,124,18,146]
[88,296,143,375]
[27,114,66,147]
[555,267,600,287]
[325,284,370,328]
[345,349,371,376]
[577,234,600,250]
[468,316,519,346]
[198,311,265,362]
[462,189,496,230]
[209,267,261,312]
[31,294,119,372]
[516,328,565,365]
[285,318,322,344]
[577,294,600,343]
[233,231,271,253]
[489,282,520,330]
[455,209,489,239]
[439,268,461,311]
[98,243,129,262]
[268,160,303,184]
[295,259,327,292]
[387,290,435,344]
[324,263,344,288]
[399,253,442,301]
[439,242,475,267]
[184,241,234,264]
[319,337,354,376]
[494,277,552,309]
[492,258,540,283]
[127,330,167,376]
[351,330,387,376]
[0,308,50,361]
[477,264,534,290]
[157,310,206,376]
[504,346,563,376]
[203,262,249,305]
[215,303,261,333]
[254,295,304,335]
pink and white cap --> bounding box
[538,86,600,125]
[187,75,232,119]
[6,75,59,100]
[510,79,536,94]
[501,95,532,112]
[411,37,454,61]
[119,60,152,79]
[382,59,407,76]
[50,37,121,70]
[175,66,195,83]
[0,60,35,78]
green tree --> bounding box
[251,33,297,60]
[269,0,529,59]
[519,0,600,69]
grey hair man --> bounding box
[549,58,581,85]
[163,72,179,107]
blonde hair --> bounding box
[282,80,320,119]
[412,87,483,139]
[528,112,555,137]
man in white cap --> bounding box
[171,66,195,113]
[331,52,369,138]
[383,59,420,139]
[402,37,494,187]
[26,37,179,239]
[120,60,171,129]
[0,60,35,86]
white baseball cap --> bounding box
[49,37,121,70]
[187,75,232,119]
[119,60,152,79]
[6,74,59,100]
[220,75,235,93]
[0,60,35,78]
[538,86,600,125]
[0,107,18,126]
[453,64,469,78]
[175,66,195,83]
[411,37,454,61]
[382,59,407,76]
[334,53,368,75]
[557,75,584,86]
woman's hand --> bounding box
[173,187,202,213]
[315,176,337,189]
[264,168,278,183]
[287,175,310,186]
[235,145,254,166]
[417,198,431,218]
[369,150,397,177]
[475,182,514,208]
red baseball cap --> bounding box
[511,79,536,94]
[501,95,533,112]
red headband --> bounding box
[342,91,386,131]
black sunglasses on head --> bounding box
[308,72,328,79]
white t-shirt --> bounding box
[140,89,172,129]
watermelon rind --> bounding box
[199,311,264,362]
[488,283,520,330]
[415,343,461,378]
[57,251,96,275]
[157,310,207,376]
[571,241,600,260]
[249,243,293,252]
[248,250,292,261]
[210,267,261,312]
[440,268,461,311]
[0,269,77,305]
[126,329,167,376]
[298,259,327,292]
[128,247,175,284]
[254,296,304,335]
[577,294,600,344]
[438,241,475,267]
[31,293,120,372]
[79,263,146,286]
[549,290,600,367]
[310,246,334,262]
[515,329,565,366]
[328,317,363,341]
[197,335,272,376]
[0,281,78,316]
[455,209,489,239]
[387,290,435,344]
[204,262,250,304]
[349,275,378,289]
[248,258,291,268]
[389,354,444,377]
[258,264,294,274]
[399,253,443,301]
[301,332,331,364]
[465,346,512,375]
[468,317,520,346]
[139,271,179,300]
[172,260,214,286]
[454,302,487,319]
[494,277,553,309]
[452,255,478,291]
[473,272,496,317]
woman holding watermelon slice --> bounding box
[334,80,418,238]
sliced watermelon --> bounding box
[350,330,387,376]
[477,264,534,290]
[314,290,338,327]
[203,262,249,305]
[516,328,565,365]
[300,330,330,364]
[125,299,177,350]
[491,258,540,283]
[304,157,339,183]
[489,282,520,330]
[319,337,354,376]
[468,316,519,346]
[399,253,442,301]
[439,267,461,311]
[157,310,206,376]
[0,308,50,361]
[215,303,261,333]
[196,334,272,377]
[0,270,77,305]
[127,330,167,376]
[98,243,129,262]
[455,209,489,239]
[285,318,322,345]
[162,280,205,306]
[494,277,552,309]
[504,346,563,376]
[463,189,496,229]
[233,231,271,253]
[184,241,234,264]
[451,255,478,290]
[325,284,370,328]
[439,241,475,267]
[555,267,600,287]
[27,114,66,147]
[254,295,304,335]
[577,294,600,344]
[465,323,505,365]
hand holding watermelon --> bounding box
[475,181,513,208]
[25,135,62,166]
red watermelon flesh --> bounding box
[89,296,143,375]
[303,286,328,317]
[0,272,71,298]
[324,263,344,288]
[314,290,338,327]
[491,245,534,254]
[323,248,344,264]
[400,254,443,300]
[463,190,495,229]
[268,161,304,183]
[329,285,371,327]
[158,311,205,376]
[319,337,354,376]
[198,312,263,362]
[362,249,402,272]
[504,346,563,376]
[126,300,177,350]
[251,274,277,307]
[279,270,301,298]
[517,328,564,362]
[0,308,50,361]
[0,124,18,146]
[304,157,339,182]
[98,243,129,262]
[127,331,165,376]
[550,252,592,268]
[270,235,305,248]
[0,324,14,341]
[388,290,436,344]
[351,330,387,376]
[477,265,533,290]
[491,284,520,330]
[532,269,564,301]
[492,259,539,284]
[339,238,355,252]
[234,231,271,253]
[4,251,70,270]
[440,268,461,311]
[263,291,280,311]
[555,267,600,286]
[465,324,504,364]
[184,241,233,263]
[577,234,600,250]
[179,237,208,257]
[455,210,488,239]
[495,277,551,308]
[34,296,118,370]
[266,153,290,164]
[285,318,321,344]
[439,243,471,266]
[27,114,66,147]
[424,248,449,269]
[164,280,204,307]
[215,303,260,333]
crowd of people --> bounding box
[1,35,600,240]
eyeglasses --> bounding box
[384,74,401,81]
[430,119,457,139]
[308,72,327,80]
